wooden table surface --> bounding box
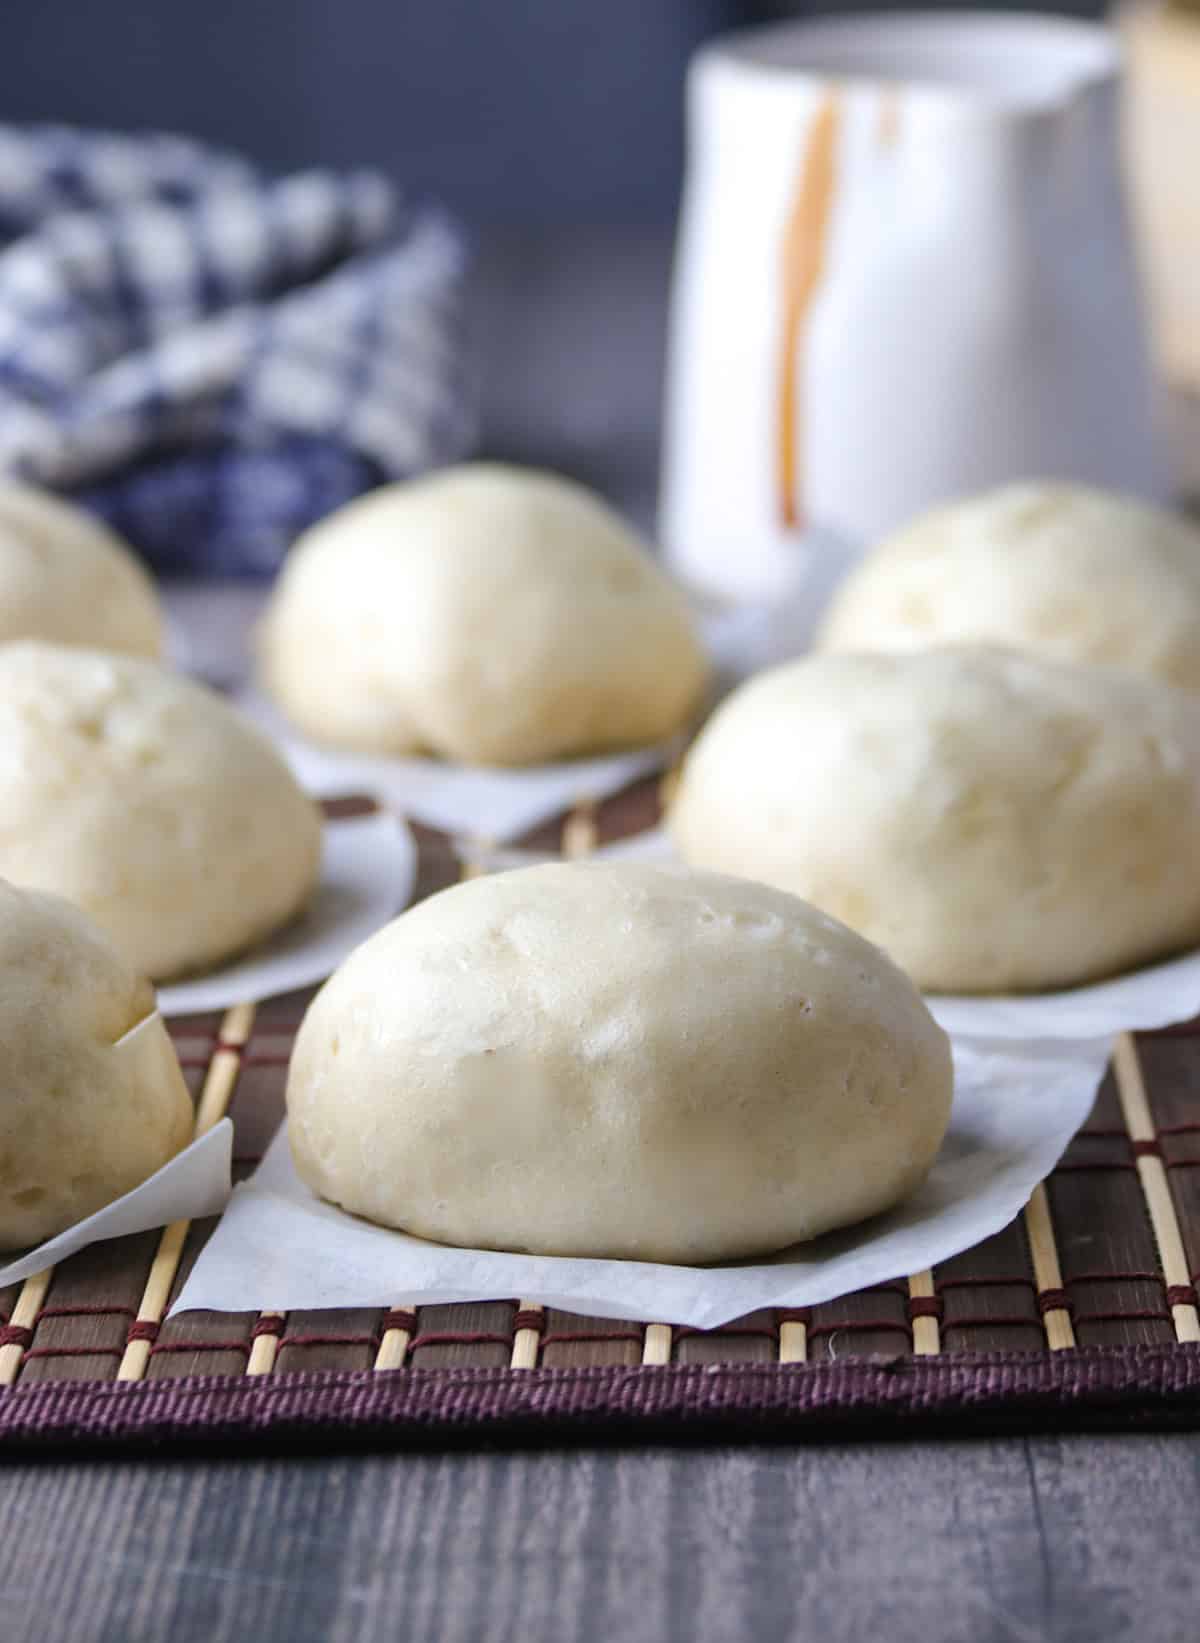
[5,231,1200,1643]
[3,1437,1200,1642]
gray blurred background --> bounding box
[0,0,1111,517]
[1,1,1104,225]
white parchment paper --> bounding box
[236,690,673,844]
[170,1036,1107,1330]
[0,1119,233,1287]
[926,949,1200,1040]
[157,810,417,1016]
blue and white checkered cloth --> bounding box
[0,126,474,574]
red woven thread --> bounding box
[1071,1270,1173,1285]
[251,1316,286,1339]
[1074,1308,1172,1326]
[239,1055,292,1069]
[22,1345,122,1362]
[409,1331,513,1352]
[0,1325,33,1349]
[1167,1285,1197,1308]
[942,1315,1047,1333]
[148,1339,250,1357]
[906,1296,943,1322]
[511,1310,545,1334]
[38,1304,134,1321]
[1037,1289,1073,1316]
[277,1333,379,1352]
[1132,1140,1162,1159]
[776,1308,813,1325]
[540,1329,645,1348]
[807,1319,909,1342]
[937,1276,1036,1292]
[381,1309,417,1334]
[126,1320,160,1344]
[1053,1161,1137,1174]
[674,1323,780,1343]
[1158,1122,1200,1137]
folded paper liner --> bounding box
[0,1013,233,1287]
[172,1036,1107,1331]
[237,690,673,843]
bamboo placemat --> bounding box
[3,777,1200,1451]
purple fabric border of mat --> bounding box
[3,1347,1200,1452]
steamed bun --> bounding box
[0,642,322,980]
[819,483,1200,691]
[0,483,163,657]
[287,861,952,1262]
[258,464,709,765]
[0,880,191,1250]
[671,646,1200,993]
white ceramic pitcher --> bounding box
[660,12,1167,602]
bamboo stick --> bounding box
[778,1318,808,1365]
[510,1303,544,1370]
[245,1314,285,1376]
[907,1269,940,1355]
[1024,1182,1076,1350]
[116,1002,256,1382]
[562,800,598,861]
[0,1267,54,1388]
[642,1322,673,1366]
[1113,1033,1200,1343]
[373,1316,412,1373]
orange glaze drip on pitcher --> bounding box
[876,87,901,147]
[775,92,841,533]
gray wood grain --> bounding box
[2,1438,1198,1643]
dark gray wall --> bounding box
[1,2,1108,226]
[2,0,743,226]
[763,0,1101,14]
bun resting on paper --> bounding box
[257,463,709,765]
[0,482,164,658]
[0,642,322,981]
[818,482,1200,692]
[286,861,952,1262]
[670,646,1200,993]
[0,880,191,1250]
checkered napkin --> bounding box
[0,126,474,574]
